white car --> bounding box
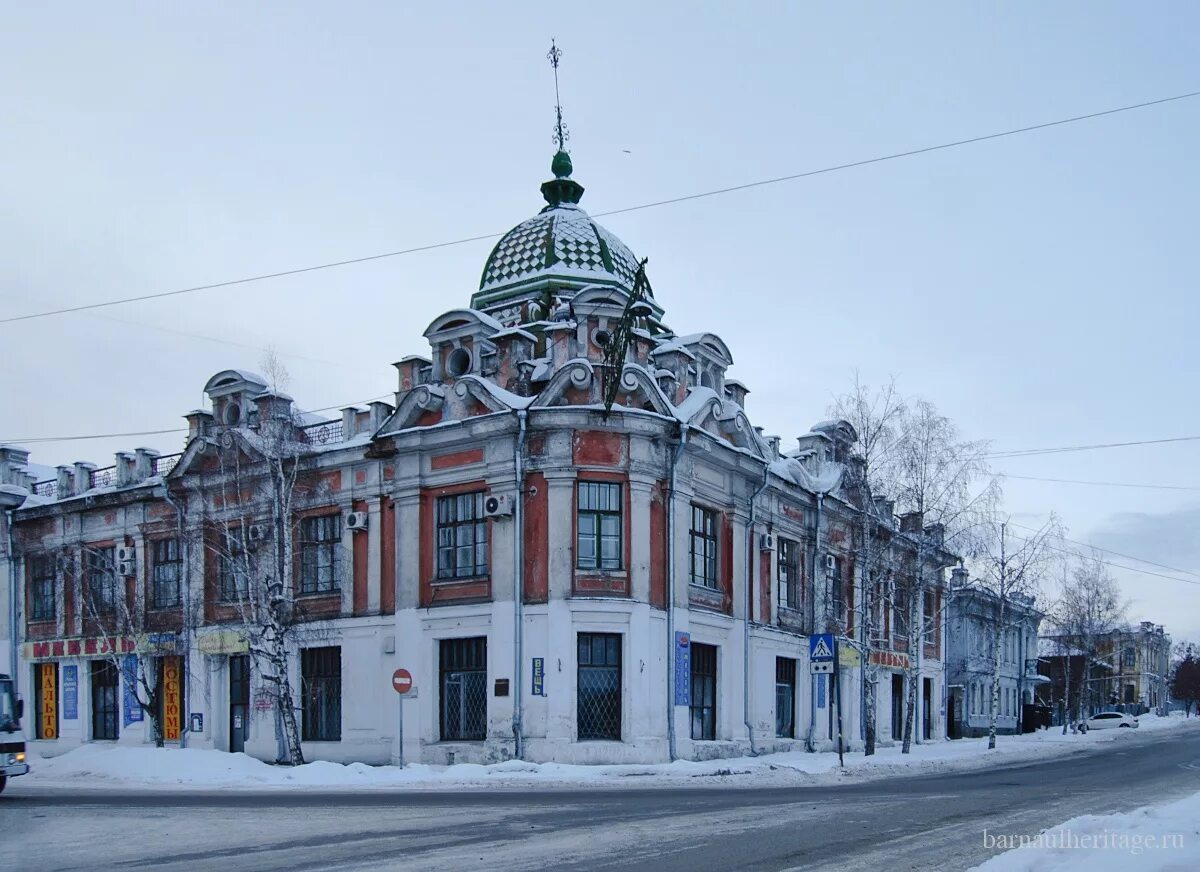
[1079,711,1139,732]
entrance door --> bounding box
[229,655,250,753]
[891,674,904,740]
[91,660,119,740]
[947,693,960,739]
[922,678,932,740]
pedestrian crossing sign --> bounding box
[810,634,835,661]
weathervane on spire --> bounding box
[547,39,569,152]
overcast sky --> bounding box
[2,3,1197,641]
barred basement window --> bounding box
[300,514,341,595]
[576,482,622,570]
[775,657,796,738]
[440,637,487,741]
[151,538,181,609]
[778,538,801,611]
[301,647,341,741]
[690,643,717,740]
[30,554,56,622]
[86,547,118,615]
[689,506,719,589]
[436,493,488,579]
[577,633,621,740]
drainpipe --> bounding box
[665,424,689,762]
[805,492,825,751]
[161,486,189,747]
[744,462,770,755]
[512,409,528,760]
[4,507,20,696]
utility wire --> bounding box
[1007,528,1200,588]
[2,89,1197,327]
[1008,521,1200,581]
[999,472,1200,493]
[987,435,1200,459]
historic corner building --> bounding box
[0,149,957,766]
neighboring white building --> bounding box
[0,146,955,765]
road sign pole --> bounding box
[398,694,404,769]
[834,640,844,767]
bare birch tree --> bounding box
[889,398,999,753]
[973,517,1060,749]
[1050,551,1128,728]
[830,373,905,756]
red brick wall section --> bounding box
[352,499,368,615]
[572,431,626,467]
[721,514,734,614]
[649,481,667,609]
[430,448,485,470]
[759,548,772,623]
[523,472,548,603]
[380,498,396,615]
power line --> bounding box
[987,435,1200,459]
[999,472,1200,492]
[1007,529,1200,588]
[3,89,1198,327]
[1008,521,1200,581]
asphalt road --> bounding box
[3,729,1198,872]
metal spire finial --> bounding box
[547,39,569,152]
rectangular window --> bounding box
[689,506,719,589]
[775,657,796,738]
[301,647,341,741]
[35,662,58,740]
[1122,647,1136,669]
[829,556,844,622]
[923,590,936,645]
[576,482,622,570]
[440,637,487,741]
[151,539,182,609]
[300,514,341,595]
[86,547,118,615]
[91,659,119,740]
[436,493,488,579]
[577,633,621,740]
[778,538,801,611]
[690,643,717,740]
[218,530,249,603]
[30,554,56,622]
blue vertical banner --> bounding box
[122,655,143,727]
[674,632,691,705]
[531,657,545,696]
[61,665,78,720]
[817,674,827,709]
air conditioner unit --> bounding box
[483,493,514,518]
[759,533,775,551]
[346,511,369,531]
[825,554,838,571]
[117,545,136,563]
[118,559,136,577]
[247,524,269,544]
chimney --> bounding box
[950,566,969,589]
[766,434,782,458]
[873,496,895,522]
[899,511,924,533]
[925,522,945,547]
[0,445,31,488]
[57,465,75,498]
[114,452,137,487]
[135,448,160,480]
[369,401,394,433]
[724,379,749,409]
[73,462,96,495]
[341,407,359,439]
[394,356,432,394]
[186,410,215,440]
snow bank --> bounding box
[974,789,1200,871]
[22,713,1199,793]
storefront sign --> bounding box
[162,656,182,741]
[122,655,143,726]
[674,632,691,705]
[62,665,78,720]
[869,650,911,670]
[39,663,57,739]
[531,657,545,696]
[196,630,249,655]
[190,713,204,733]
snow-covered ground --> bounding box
[20,713,1199,793]
[974,789,1200,871]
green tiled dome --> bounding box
[472,152,646,310]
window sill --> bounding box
[688,582,722,593]
[296,589,342,599]
[431,576,490,586]
[574,568,627,577]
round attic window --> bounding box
[223,403,242,426]
[447,347,472,378]
[593,329,612,349]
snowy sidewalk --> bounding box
[20,713,1199,793]
[973,789,1200,871]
